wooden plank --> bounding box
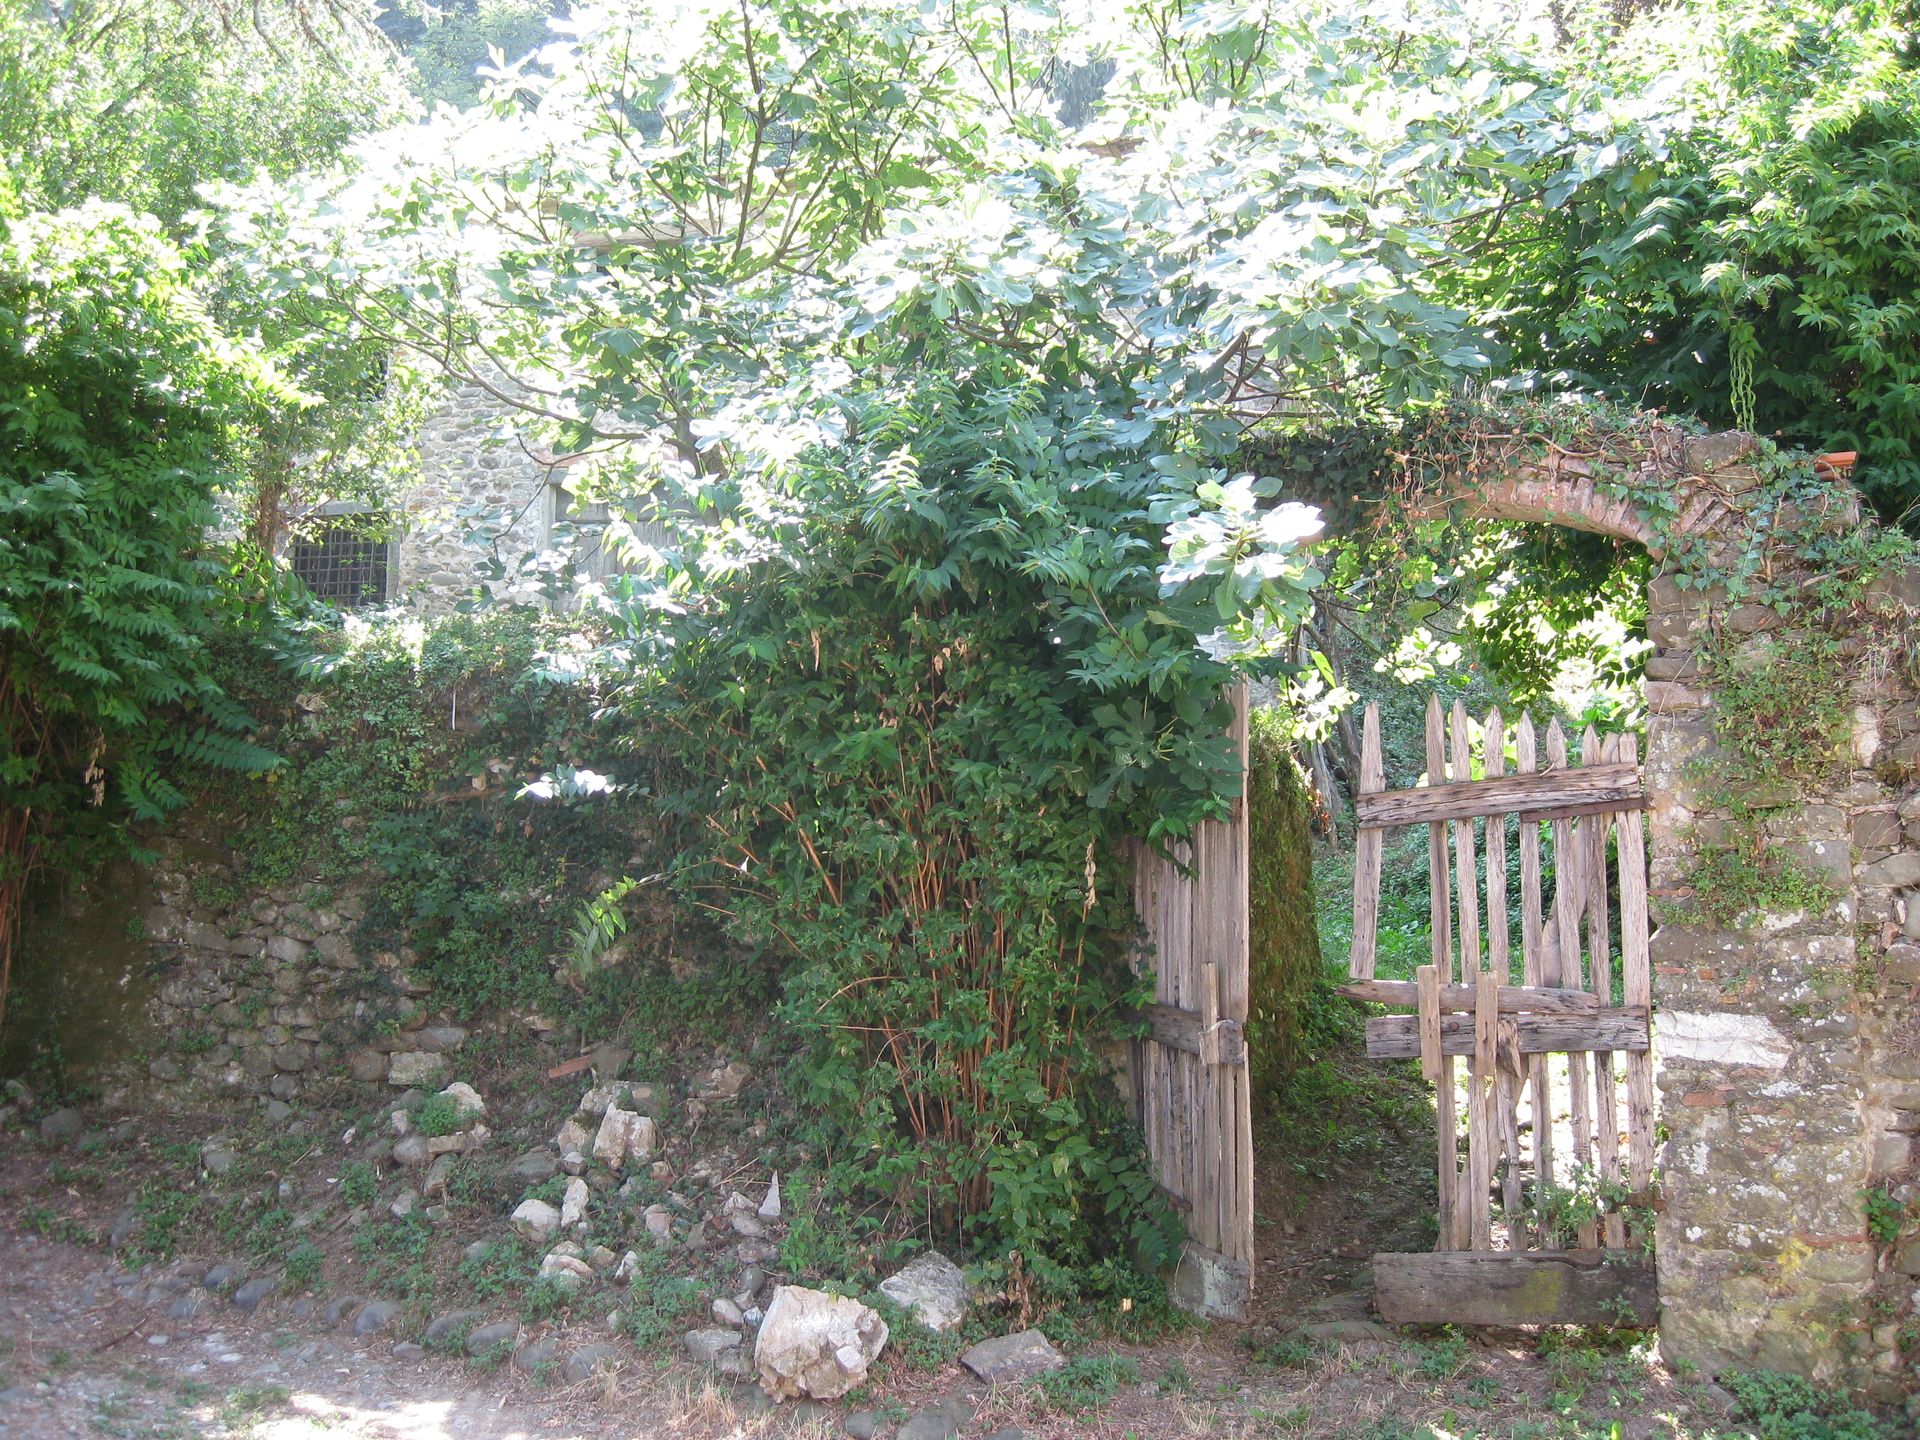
[1469,969,1498,1250]
[1225,685,1254,1276]
[1426,700,1464,1253]
[1616,734,1656,1220]
[1549,721,1597,1249]
[1365,1009,1650,1060]
[1354,763,1642,829]
[1349,703,1385,980]
[1586,728,1624,1249]
[1142,1004,1247,1067]
[1418,964,1457,1251]
[1425,697,1454,981]
[1372,1249,1659,1328]
[1516,715,1553,1221]
[1484,710,1526,1235]
[1449,699,1482,981]
[1336,980,1599,1014]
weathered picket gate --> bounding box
[1348,697,1658,1325]
[1128,685,1255,1320]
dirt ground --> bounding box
[0,1053,1747,1440]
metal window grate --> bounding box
[289,526,389,607]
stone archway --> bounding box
[1413,423,1920,1397]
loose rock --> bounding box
[353,1300,402,1335]
[754,1285,888,1401]
[592,1104,655,1168]
[878,1252,971,1333]
[560,1176,590,1229]
[424,1310,481,1347]
[386,1051,450,1087]
[685,1328,744,1366]
[898,1396,975,1440]
[960,1329,1065,1384]
[38,1107,84,1142]
[539,1252,594,1290]
[466,1320,520,1357]
[231,1275,278,1312]
[565,1344,620,1385]
[510,1198,561,1245]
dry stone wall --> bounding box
[139,846,466,1105]
[1642,497,1920,1399]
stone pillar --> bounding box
[1644,556,1920,1399]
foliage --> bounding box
[391,0,559,109]
[0,0,410,231]
[0,204,286,1026]
[1860,1186,1912,1246]
[1246,708,1324,1104]
[1456,0,1920,525]
[1720,1368,1893,1440]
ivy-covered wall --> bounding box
[1636,448,1920,1399]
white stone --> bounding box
[1655,1011,1791,1068]
[614,1250,639,1282]
[753,1286,888,1401]
[877,1252,971,1333]
[758,1175,781,1220]
[510,1198,561,1245]
[438,1082,485,1120]
[554,1114,594,1154]
[560,1177,590,1230]
[538,1251,593,1290]
[592,1105,655,1168]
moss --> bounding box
[1245,707,1323,1118]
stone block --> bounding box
[1859,852,1920,888]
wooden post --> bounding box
[1482,709,1525,1233]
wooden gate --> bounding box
[1129,684,1255,1321]
[1347,697,1659,1326]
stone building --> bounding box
[289,383,638,613]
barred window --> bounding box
[288,526,390,608]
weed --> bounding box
[1244,1334,1320,1369]
[1721,1368,1892,1440]
[1861,1186,1910,1245]
[458,1238,523,1301]
[620,1247,702,1349]
[412,1093,465,1138]
[282,1241,324,1292]
[1415,1328,1469,1381]
[1032,1354,1139,1414]
[21,1205,95,1246]
[869,1298,961,1373]
[338,1161,378,1208]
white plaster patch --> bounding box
[1656,1011,1792,1068]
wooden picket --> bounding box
[1129,685,1254,1320]
[1347,698,1658,1326]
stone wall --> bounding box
[391,383,554,613]
[139,846,467,1105]
[1642,496,1920,1398]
